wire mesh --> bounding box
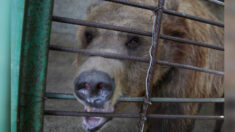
[46,0,225,131]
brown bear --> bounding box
[73,0,224,131]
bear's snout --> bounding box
[74,70,115,108]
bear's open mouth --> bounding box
[83,106,114,131]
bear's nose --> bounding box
[74,70,115,108]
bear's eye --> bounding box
[170,31,186,37]
[125,36,140,50]
[84,30,93,44]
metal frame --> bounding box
[45,92,224,103]
[17,0,54,131]
[48,0,224,131]
[17,0,224,131]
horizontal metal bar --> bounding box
[53,16,151,36]
[45,92,224,103]
[105,0,156,10]
[162,9,224,27]
[104,0,224,27]
[157,60,224,75]
[148,114,224,120]
[50,45,147,62]
[45,93,75,100]
[45,110,139,118]
[52,16,224,51]
[160,34,224,51]
[44,110,224,120]
[206,0,224,6]
[49,45,224,75]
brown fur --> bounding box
[75,0,224,131]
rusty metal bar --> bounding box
[49,45,224,75]
[52,16,224,51]
[45,92,225,103]
[44,110,224,120]
[18,0,54,131]
[104,0,224,27]
[139,0,165,131]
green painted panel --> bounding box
[18,0,54,131]
[0,0,11,131]
[10,0,26,132]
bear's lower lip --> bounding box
[83,116,108,131]
[82,106,114,131]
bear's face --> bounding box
[74,1,187,131]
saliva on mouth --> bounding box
[83,105,114,131]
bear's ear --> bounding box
[152,0,179,10]
[165,0,179,11]
[87,0,104,15]
[163,17,188,38]
[162,0,187,38]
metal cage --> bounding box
[13,0,224,132]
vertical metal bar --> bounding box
[11,0,26,131]
[0,0,11,131]
[18,0,54,131]
[139,0,165,131]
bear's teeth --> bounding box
[84,106,93,112]
[87,108,92,112]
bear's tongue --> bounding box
[83,116,106,129]
[82,106,114,131]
